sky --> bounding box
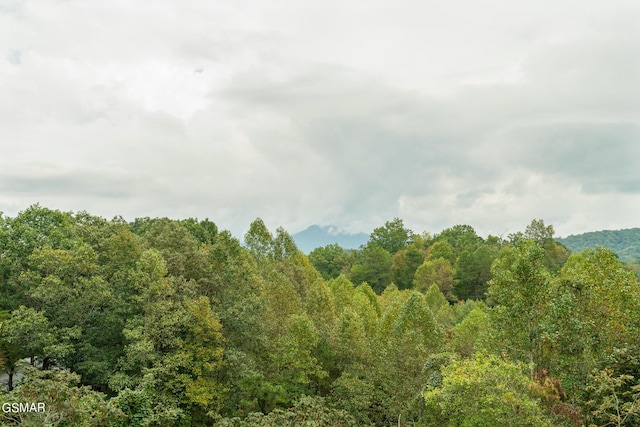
[1,0,639,239]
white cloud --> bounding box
[0,0,639,237]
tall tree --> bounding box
[511,219,570,272]
[414,257,457,300]
[376,291,443,424]
[435,224,481,255]
[349,245,392,293]
[455,239,500,300]
[450,306,490,358]
[199,231,268,417]
[390,244,425,290]
[178,218,218,245]
[309,244,351,280]
[142,218,207,281]
[369,218,413,254]
[0,205,77,311]
[245,218,274,262]
[487,240,551,379]
[110,250,225,425]
[546,247,640,404]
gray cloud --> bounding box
[0,168,155,198]
[501,123,640,193]
[0,1,639,238]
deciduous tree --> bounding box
[487,240,551,379]
[424,353,553,426]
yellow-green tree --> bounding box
[424,353,553,426]
[414,257,457,300]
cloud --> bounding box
[500,123,640,193]
[0,1,639,238]
[0,167,154,198]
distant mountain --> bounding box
[293,225,369,254]
[556,228,640,263]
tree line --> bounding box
[1,205,639,426]
[556,228,640,263]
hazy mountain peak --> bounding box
[292,225,368,254]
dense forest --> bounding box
[1,206,640,426]
[557,228,640,263]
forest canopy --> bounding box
[1,205,639,426]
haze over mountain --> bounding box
[292,225,368,254]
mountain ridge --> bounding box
[292,225,368,254]
[556,227,640,263]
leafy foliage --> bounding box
[215,396,357,427]
[487,240,551,378]
[0,367,122,426]
[1,207,639,427]
[348,244,392,293]
[308,244,351,280]
[368,218,413,254]
[424,353,553,427]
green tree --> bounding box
[0,205,77,311]
[487,240,552,379]
[271,312,325,398]
[327,275,356,315]
[329,372,374,425]
[199,231,268,417]
[20,243,122,386]
[142,218,207,281]
[423,283,448,315]
[585,368,640,427]
[178,217,218,245]
[546,247,640,405]
[214,395,357,427]
[390,244,425,290]
[369,218,413,254]
[450,306,490,358]
[353,283,381,335]
[245,218,274,262]
[275,251,321,305]
[0,367,123,426]
[110,250,225,425]
[272,227,300,261]
[0,306,55,390]
[425,240,456,265]
[201,231,264,354]
[424,353,553,427]
[455,239,500,300]
[335,308,369,370]
[349,245,392,294]
[435,224,481,255]
[304,280,337,341]
[414,257,457,300]
[524,219,555,243]
[376,291,443,424]
[511,219,570,272]
[308,244,350,280]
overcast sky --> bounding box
[1,0,639,239]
